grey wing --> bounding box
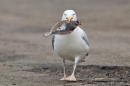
[82,31,89,46]
[82,31,89,56]
[52,35,55,49]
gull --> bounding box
[52,10,89,81]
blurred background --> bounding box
[0,0,130,85]
[0,0,130,66]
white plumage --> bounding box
[52,10,89,81]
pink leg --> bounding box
[66,64,77,81]
[66,57,80,81]
[60,59,67,80]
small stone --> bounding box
[12,82,16,85]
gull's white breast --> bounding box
[54,26,89,61]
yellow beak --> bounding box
[66,16,73,22]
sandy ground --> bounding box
[0,0,130,86]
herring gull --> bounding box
[52,10,89,81]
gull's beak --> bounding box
[66,16,73,23]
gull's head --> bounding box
[61,10,77,22]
